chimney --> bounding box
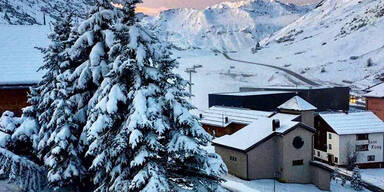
[272,119,280,131]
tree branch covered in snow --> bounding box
[0,148,46,192]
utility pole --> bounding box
[185,65,202,99]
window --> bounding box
[356,134,369,141]
[328,144,332,150]
[368,155,375,162]
[329,133,332,140]
[356,144,369,151]
[334,157,338,163]
[230,156,237,161]
[292,160,304,166]
[317,151,320,157]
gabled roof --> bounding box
[278,96,317,111]
[319,112,384,135]
[364,83,384,98]
[212,118,314,152]
[0,25,49,86]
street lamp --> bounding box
[185,65,203,99]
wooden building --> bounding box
[364,83,384,121]
[0,85,32,116]
[0,25,48,116]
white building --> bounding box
[314,112,384,168]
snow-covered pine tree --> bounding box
[33,13,89,189]
[42,0,120,189]
[351,166,363,191]
[85,1,227,191]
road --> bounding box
[217,51,321,86]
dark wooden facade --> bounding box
[0,86,31,116]
[202,123,247,137]
[314,115,336,152]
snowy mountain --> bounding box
[144,0,312,51]
[0,0,93,25]
[225,0,384,90]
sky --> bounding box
[137,0,318,15]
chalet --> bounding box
[314,112,384,168]
[364,83,384,121]
[212,96,332,190]
[0,25,49,115]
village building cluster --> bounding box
[200,86,384,190]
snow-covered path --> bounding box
[361,168,384,190]
[219,50,320,86]
[222,174,371,192]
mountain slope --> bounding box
[145,0,312,51]
[0,0,93,25]
[231,0,384,90]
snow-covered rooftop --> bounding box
[278,96,317,111]
[320,112,384,135]
[199,106,272,127]
[212,118,299,151]
[364,83,384,98]
[217,91,293,96]
[0,25,49,85]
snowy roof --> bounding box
[269,113,299,121]
[212,118,300,151]
[216,91,293,96]
[278,96,317,111]
[0,25,50,85]
[199,106,272,127]
[364,83,384,98]
[320,112,384,135]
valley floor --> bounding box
[222,174,371,192]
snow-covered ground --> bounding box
[0,181,20,192]
[222,174,371,192]
[360,168,384,189]
[230,0,384,91]
[173,50,299,110]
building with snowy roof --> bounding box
[0,25,49,115]
[364,82,384,121]
[210,96,332,190]
[314,111,384,168]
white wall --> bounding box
[338,133,384,165]
[326,132,340,164]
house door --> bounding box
[328,154,334,165]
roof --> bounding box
[212,118,314,151]
[269,112,299,121]
[278,96,317,111]
[320,112,384,135]
[216,91,293,96]
[199,106,272,127]
[364,83,384,98]
[0,25,50,85]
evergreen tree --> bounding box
[85,1,227,191]
[56,0,119,189]
[351,166,363,191]
[34,13,89,189]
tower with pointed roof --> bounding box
[278,96,317,127]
